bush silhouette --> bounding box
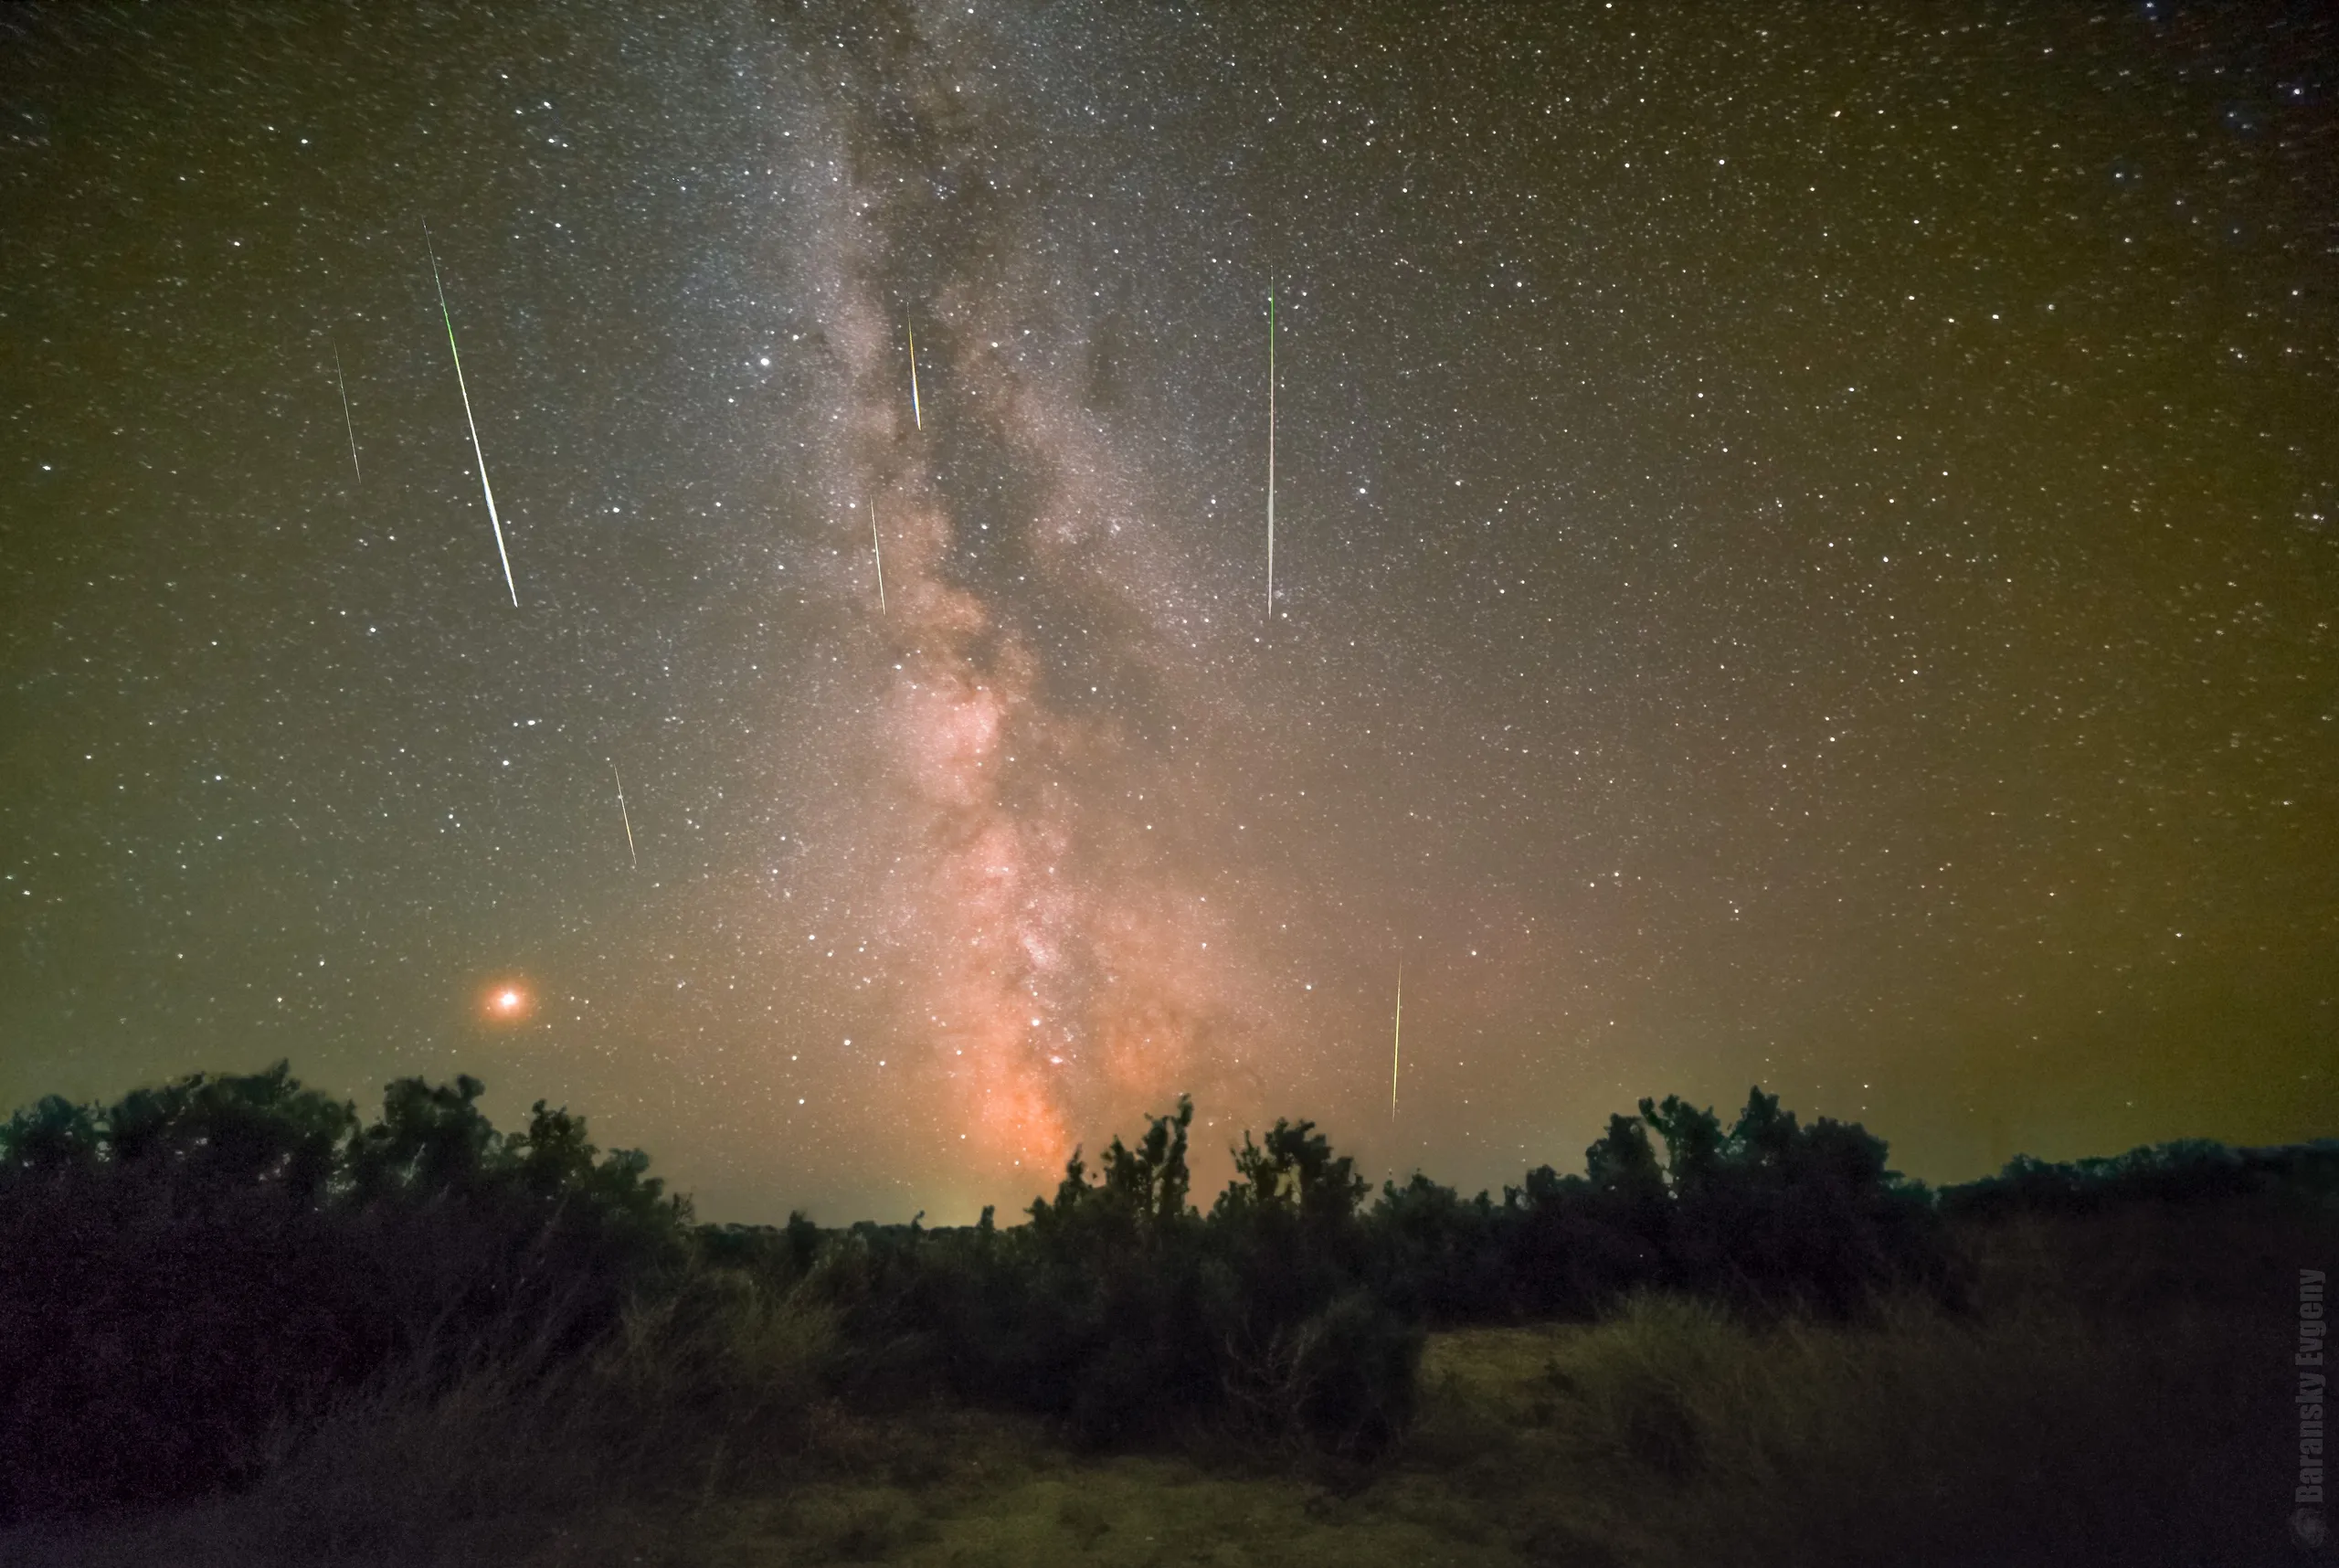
[1939,1135,2339,1220]
[0,1063,689,1521]
[6,1059,2328,1526]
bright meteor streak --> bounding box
[331,339,361,484]
[611,759,637,870]
[869,499,887,612]
[424,220,518,609]
[1265,284,1276,620]
[1391,960,1402,1119]
[906,317,923,431]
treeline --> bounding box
[2,1062,2330,1523]
[775,1089,1951,1457]
[0,1066,689,1520]
[1938,1136,2339,1219]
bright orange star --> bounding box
[478,979,535,1025]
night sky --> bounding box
[4,2,2334,1224]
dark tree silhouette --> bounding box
[6,1058,2326,1523]
[0,1064,689,1521]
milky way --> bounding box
[779,16,1282,1187]
[3,1,2333,1223]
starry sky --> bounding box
[3,1,2334,1224]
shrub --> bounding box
[0,1064,692,1521]
[1940,1135,2339,1220]
[17,1057,2323,1530]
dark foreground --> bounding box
[0,1066,2328,1565]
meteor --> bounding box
[906,317,923,431]
[1265,284,1276,620]
[611,759,637,869]
[331,338,361,483]
[424,220,518,608]
[869,500,887,612]
[1391,960,1403,1119]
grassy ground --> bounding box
[5,1202,2320,1567]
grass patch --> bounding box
[15,1232,2299,1566]
[1402,1202,2321,1566]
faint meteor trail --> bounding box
[906,317,923,430]
[611,760,637,869]
[1265,285,1276,620]
[1391,960,1403,1119]
[869,500,887,611]
[331,339,361,483]
[423,220,519,608]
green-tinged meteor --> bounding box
[424,220,518,608]
[1391,960,1402,1118]
[1266,284,1276,620]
